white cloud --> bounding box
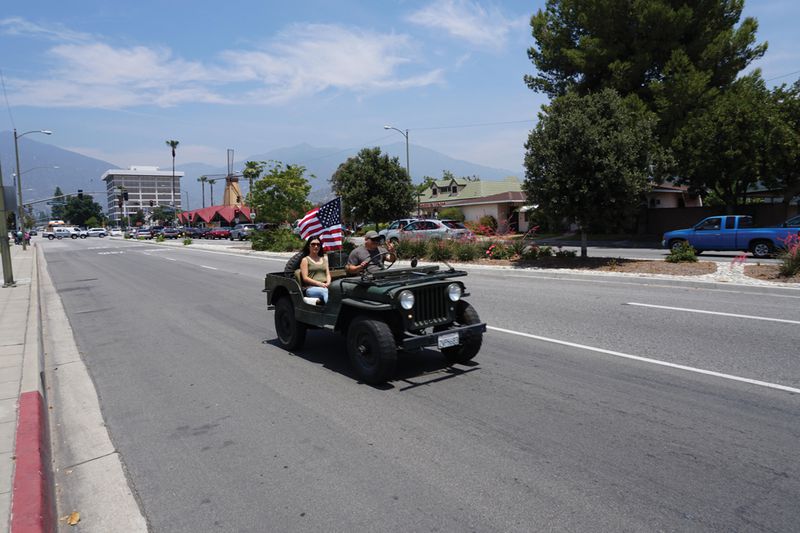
[407,0,524,50]
[0,16,92,43]
[4,19,443,109]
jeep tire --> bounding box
[347,316,397,384]
[274,297,307,351]
[284,251,305,274]
[441,301,482,365]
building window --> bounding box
[451,185,457,194]
[431,188,437,196]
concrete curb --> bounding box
[10,245,56,533]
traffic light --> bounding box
[77,189,83,199]
[149,200,154,207]
[117,196,123,208]
[122,191,129,201]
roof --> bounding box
[178,205,252,224]
[419,176,523,203]
[101,167,185,181]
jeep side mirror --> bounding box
[410,257,418,268]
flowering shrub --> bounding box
[778,234,800,276]
[464,221,496,236]
[396,236,427,259]
[485,242,512,260]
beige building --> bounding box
[418,176,529,232]
[101,166,184,224]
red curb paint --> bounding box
[11,391,55,533]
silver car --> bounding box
[380,218,418,244]
[230,223,256,240]
[399,219,474,241]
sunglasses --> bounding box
[310,242,321,246]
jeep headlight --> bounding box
[447,283,462,302]
[399,290,415,310]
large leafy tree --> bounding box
[63,194,104,226]
[764,81,800,216]
[330,147,415,228]
[250,161,312,224]
[50,186,66,220]
[524,89,662,256]
[526,0,766,139]
[150,205,176,224]
[673,75,795,212]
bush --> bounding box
[427,239,454,261]
[554,247,576,258]
[478,215,498,231]
[155,234,165,243]
[396,237,428,260]
[778,234,800,277]
[439,207,464,221]
[452,240,480,262]
[183,238,192,246]
[251,228,304,252]
[665,241,698,263]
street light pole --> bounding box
[384,124,413,214]
[14,128,53,251]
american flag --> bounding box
[298,197,344,251]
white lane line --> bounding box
[487,326,800,395]
[164,257,177,262]
[627,302,800,325]
[200,265,218,270]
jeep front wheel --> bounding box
[347,317,397,384]
[274,297,306,351]
[441,301,482,365]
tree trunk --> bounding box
[580,228,588,258]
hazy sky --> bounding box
[1,0,797,174]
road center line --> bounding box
[627,302,800,325]
[487,325,800,395]
[200,265,218,270]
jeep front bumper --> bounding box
[401,322,487,351]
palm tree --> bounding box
[165,140,180,209]
[242,160,264,206]
[208,178,218,206]
[197,175,208,208]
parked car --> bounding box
[399,219,474,242]
[183,227,208,238]
[135,228,153,239]
[109,228,123,237]
[230,223,256,240]
[161,227,182,239]
[206,227,231,239]
[87,227,107,237]
[380,218,418,243]
[662,215,800,258]
[148,225,165,237]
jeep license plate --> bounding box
[437,332,459,349]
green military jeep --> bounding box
[263,253,486,384]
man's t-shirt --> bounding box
[348,245,384,274]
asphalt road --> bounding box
[40,237,799,532]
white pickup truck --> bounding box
[45,226,89,240]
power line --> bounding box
[765,69,800,82]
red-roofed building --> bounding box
[178,205,253,226]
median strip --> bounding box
[487,326,800,395]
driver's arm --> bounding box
[346,258,369,275]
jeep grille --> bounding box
[410,286,450,328]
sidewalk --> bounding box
[0,243,54,533]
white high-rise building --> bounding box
[101,166,184,224]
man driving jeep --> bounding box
[346,230,396,275]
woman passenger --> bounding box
[299,236,331,304]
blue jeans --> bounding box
[305,286,328,304]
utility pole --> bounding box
[0,158,15,287]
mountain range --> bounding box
[1,131,522,214]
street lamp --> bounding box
[384,124,414,215]
[14,129,53,251]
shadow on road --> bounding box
[262,332,480,389]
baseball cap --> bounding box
[364,230,379,240]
